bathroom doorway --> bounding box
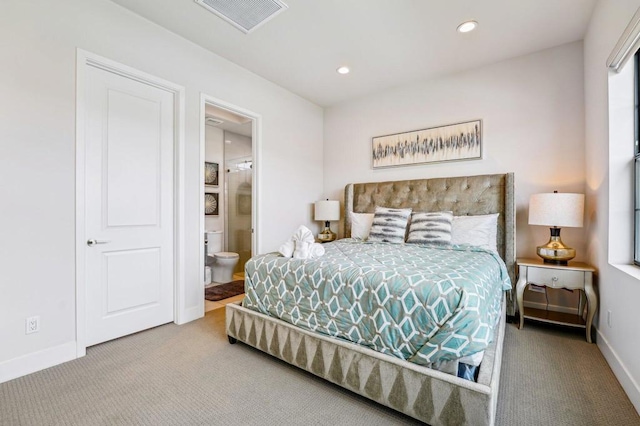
[200,95,260,313]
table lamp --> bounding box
[314,199,340,242]
[528,191,584,265]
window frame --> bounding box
[634,50,640,266]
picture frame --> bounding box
[204,162,219,186]
[372,119,482,169]
[205,192,219,216]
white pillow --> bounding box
[451,213,499,252]
[349,212,375,240]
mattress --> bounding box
[242,239,511,371]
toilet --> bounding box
[206,231,239,284]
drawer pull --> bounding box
[552,276,558,282]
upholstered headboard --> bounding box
[344,173,516,315]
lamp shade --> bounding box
[314,200,340,221]
[528,193,584,228]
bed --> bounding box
[226,173,515,425]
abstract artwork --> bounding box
[372,120,482,169]
[205,162,219,186]
[205,192,219,216]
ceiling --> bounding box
[112,0,597,107]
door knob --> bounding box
[87,239,110,246]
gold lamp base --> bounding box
[537,227,575,265]
[317,222,336,243]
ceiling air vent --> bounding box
[205,117,224,126]
[195,0,288,34]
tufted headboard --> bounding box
[344,173,515,315]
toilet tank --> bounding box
[206,231,223,255]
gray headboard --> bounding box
[344,173,516,315]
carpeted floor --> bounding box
[1,311,638,425]
[204,280,244,301]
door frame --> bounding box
[199,94,261,311]
[75,49,186,357]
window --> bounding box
[634,50,640,265]
[607,17,640,270]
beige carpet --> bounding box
[1,309,638,425]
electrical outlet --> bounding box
[607,310,612,328]
[25,316,40,334]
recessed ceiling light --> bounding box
[336,66,350,75]
[457,20,478,33]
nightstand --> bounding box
[516,258,597,343]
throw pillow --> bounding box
[406,211,453,245]
[367,206,412,244]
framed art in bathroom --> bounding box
[205,192,219,216]
[204,162,219,186]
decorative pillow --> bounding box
[406,211,453,245]
[349,212,375,240]
[451,213,499,252]
[367,207,412,244]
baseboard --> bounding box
[523,301,579,315]
[0,341,77,384]
[597,328,640,415]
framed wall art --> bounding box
[204,162,219,186]
[372,119,482,169]
[205,192,219,216]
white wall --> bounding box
[0,0,323,381]
[225,131,253,161]
[324,41,586,311]
[584,0,640,412]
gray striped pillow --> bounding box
[367,207,412,244]
[407,211,453,245]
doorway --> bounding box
[200,95,260,313]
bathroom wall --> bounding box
[205,125,225,232]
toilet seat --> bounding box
[214,251,239,259]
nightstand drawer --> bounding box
[527,267,584,289]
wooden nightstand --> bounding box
[516,258,597,343]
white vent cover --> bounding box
[195,0,288,34]
[205,117,224,126]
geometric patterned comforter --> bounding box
[242,239,511,368]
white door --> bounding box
[84,64,175,346]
